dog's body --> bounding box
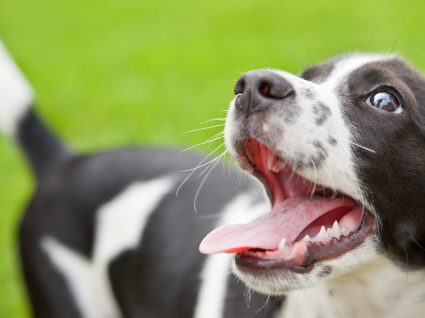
[2,40,425,318]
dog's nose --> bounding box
[234,70,294,115]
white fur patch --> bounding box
[281,253,425,318]
[93,176,175,264]
[194,194,269,318]
[322,54,393,90]
[42,176,176,318]
[41,237,120,318]
[0,40,33,136]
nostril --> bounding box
[258,77,293,100]
[234,77,245,95]
[259,81,271,98]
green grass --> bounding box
[1,0,425,316]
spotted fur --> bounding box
[224,54,425,317]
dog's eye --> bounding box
[366,91,403,114]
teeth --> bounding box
[278,238,286,251]
[310,221,344,244]
[303,235,311,242]
[340,225,350,237]
[267,155,288,173]
[331,220,341,239]
[266,154,274,171]
[317,226,328,241]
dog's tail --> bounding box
[0,41,70,181]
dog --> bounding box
[2,38,425,318]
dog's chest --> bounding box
[277,259,425,318]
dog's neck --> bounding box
[278,257,425,318]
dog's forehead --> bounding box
[301,54,397,86]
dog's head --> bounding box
[200,54,425,294]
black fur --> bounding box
[341,58,425,268]
[17,108,70,180]
[18,126,284,317]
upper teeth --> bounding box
[267,155,288,173]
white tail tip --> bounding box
[0,40,34,137]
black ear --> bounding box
[299,55,343,83]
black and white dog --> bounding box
[2,39,425,318]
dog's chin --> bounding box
[232,236,380,295]
[232,258,320,295]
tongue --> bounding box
[199,197,356,255]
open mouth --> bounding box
[199,138,375,272]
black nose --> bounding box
[234,70,294,115]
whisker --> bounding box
[245,288,254,308]
[198,150,226,177]
[412,237,425,252]
[403,244,409,282]
[176,143,225,196]
[255,295,271,314]
[201,118,226,124]
[182,124,225,135]
[180,144,225,172]
[193,156,223,214]
[180,134,224,153]
[182,156,222,173]
[307,159,318,197]
[350,142,376,154]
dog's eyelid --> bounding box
[363,83,401,98]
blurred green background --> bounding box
[1,0,425,316]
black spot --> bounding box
[310,140,328,167]
[328,288,334,297]
[313,140,324,150]
[280,103,302,125]
[317,265,332,278]
[303,88,314,99]
[328,136,337,146]
[313,102,331,125]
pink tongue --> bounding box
[199,197,356,254]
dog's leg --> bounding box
[19,226,88,317]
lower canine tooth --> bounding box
[278,238,286,251]
[317,226,328,240]
[331,220,341,239]
[303,235,311,242]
